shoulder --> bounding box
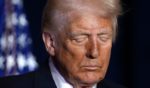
[0,65,57,88]
[97,80,127,88]
[0,71,36,88]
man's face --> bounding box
[52,13,113,86]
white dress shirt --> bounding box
[49,60,97,88]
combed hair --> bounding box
[42,0,121,41]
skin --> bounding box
[43,12,113,88]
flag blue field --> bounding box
[0,0,38,77]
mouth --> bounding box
[81,65,102,71]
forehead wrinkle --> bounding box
[69,24,112,36]
[99,28,112,34]
[70,15,99,31]
[70,15,112,32]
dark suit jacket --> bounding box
[0,65,126,88]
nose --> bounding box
[86,38,99,59]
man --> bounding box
[0,0,125,88]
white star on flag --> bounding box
[0,0,38,77]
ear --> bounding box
[42,32,55,56]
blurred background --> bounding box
[0,0,150,88]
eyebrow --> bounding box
[99,28,112,34]
[67,29,112,37]
[67,32,90,37]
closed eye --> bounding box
[98,33,112,42]
[71,35,88,45]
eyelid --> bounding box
[98,33,112,42]
[73,37,86,42]
[71,35,88,44]
[72,35,88,41]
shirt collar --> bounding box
[49,60,97,88]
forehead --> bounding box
[67,13,112,32]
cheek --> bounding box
[101,46,111,60]
[64,41,86,60]
[58,43,86,71]
[100,45,112,71]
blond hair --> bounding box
[42,0,121,41]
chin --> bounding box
[78,72,105,85]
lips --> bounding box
[81,65,102,71]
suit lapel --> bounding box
[34,64,57,88]
[97,80,106,88]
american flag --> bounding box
[0,0,38,77]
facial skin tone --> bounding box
[43,12,113,88]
